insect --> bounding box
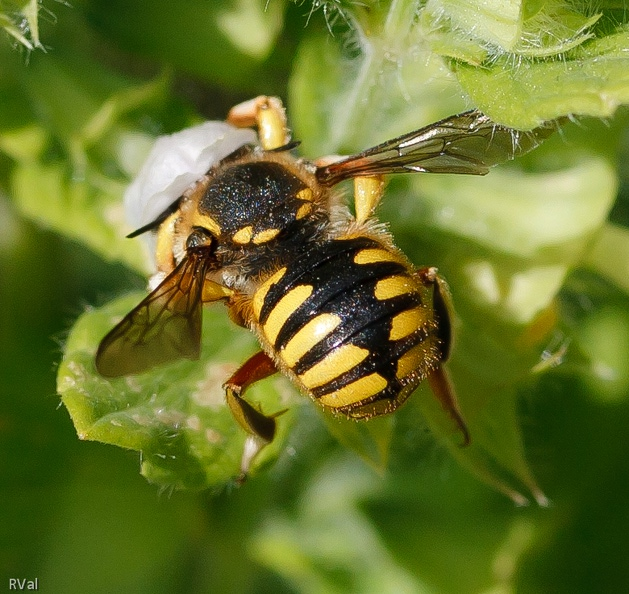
[96,96,558,473]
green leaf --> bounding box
[2,45,176,272]
[215,0,286,59]
[58,293,297,490]
[454,27,629,128]
[420,0,629,128]
[11,161,151,273]
[423,0,602,57]
[289,9,465,156]
[288,36,464,156]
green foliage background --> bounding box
[2,1,629,592]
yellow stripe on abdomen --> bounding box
[396,343,428,379]
[280,313,341,368]
[353,248,405,266]
[319,373,388,408]
[389,307,426,341]
[374,275,415,301]
[263,284,313,346]
[299,344,369,389]
[252,267,287,320]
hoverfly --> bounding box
[96,96,559,473]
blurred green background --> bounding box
[2,1,629,592]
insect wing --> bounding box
[96,254,210,377]
[316,110,560,186]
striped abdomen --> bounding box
[251,236,443,418]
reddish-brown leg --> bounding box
[224,351,279,442]
[427,366,470,447]
[223,351,283,484]
[223,351,283,482]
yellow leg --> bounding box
[353,175,385,223]
[202,279,233,302]
[154,211,179,275]
[227,96,289,151]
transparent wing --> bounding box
[96,251,216,377]
[316,110,561,186]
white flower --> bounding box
[124,121,257,229]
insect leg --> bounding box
[353,175,385,223]
[224,351,283,480]
[227,96,289,151]
[427,366,470,447]
[202,279,233,302]
[416,266,470,446]
[417,266,453,361]
[154,211,179,274]
[314,154,385,222]
[313,152,385,221]
[224,350,279,441]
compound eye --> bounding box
[186,226,215,251]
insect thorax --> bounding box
[196,157,328,274]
